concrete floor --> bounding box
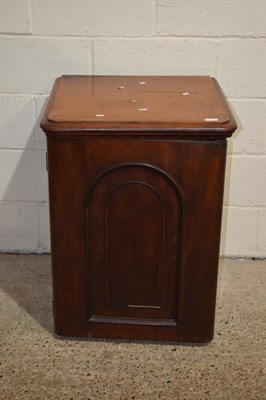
[0,255,265,400]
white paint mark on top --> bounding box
[205,118,219,122]
[139,81,146,85]
[182,92,190,96]
[96,114,105,117]
[138,108,148,111]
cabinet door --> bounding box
[86,164,182,327]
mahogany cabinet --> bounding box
[41,76,237,342]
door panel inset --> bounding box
[106,182,164,308]
[86,164,182,325]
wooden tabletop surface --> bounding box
[41,75,237,137]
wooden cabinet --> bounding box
[41,76,237,342]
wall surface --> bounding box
[0,0,265,256]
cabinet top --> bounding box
[41,75,237,139]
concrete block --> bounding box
[224,156,266,207]
[156,0,266,37]
[38,203,51,252]
[32,0,154,36]
[0,150,48,202]
[218,40,266,98]
[0,201,38,252]
[94,39,218,75]
[220,207,257,257]
[0,96,36,149]
[0,0,29,33]
[0,38,91,94]
[257,209,266,257]
[227,100,266,155]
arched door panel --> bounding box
[86,164,182,326]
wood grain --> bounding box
[41,76,236,137]
[42,75,237,342]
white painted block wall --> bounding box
[0,0,265,256]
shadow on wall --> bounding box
[0,96,50,254]
[0,97,54,332]
[219,103,242,257]
[0,95,53,332]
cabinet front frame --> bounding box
[47,136,227,342]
